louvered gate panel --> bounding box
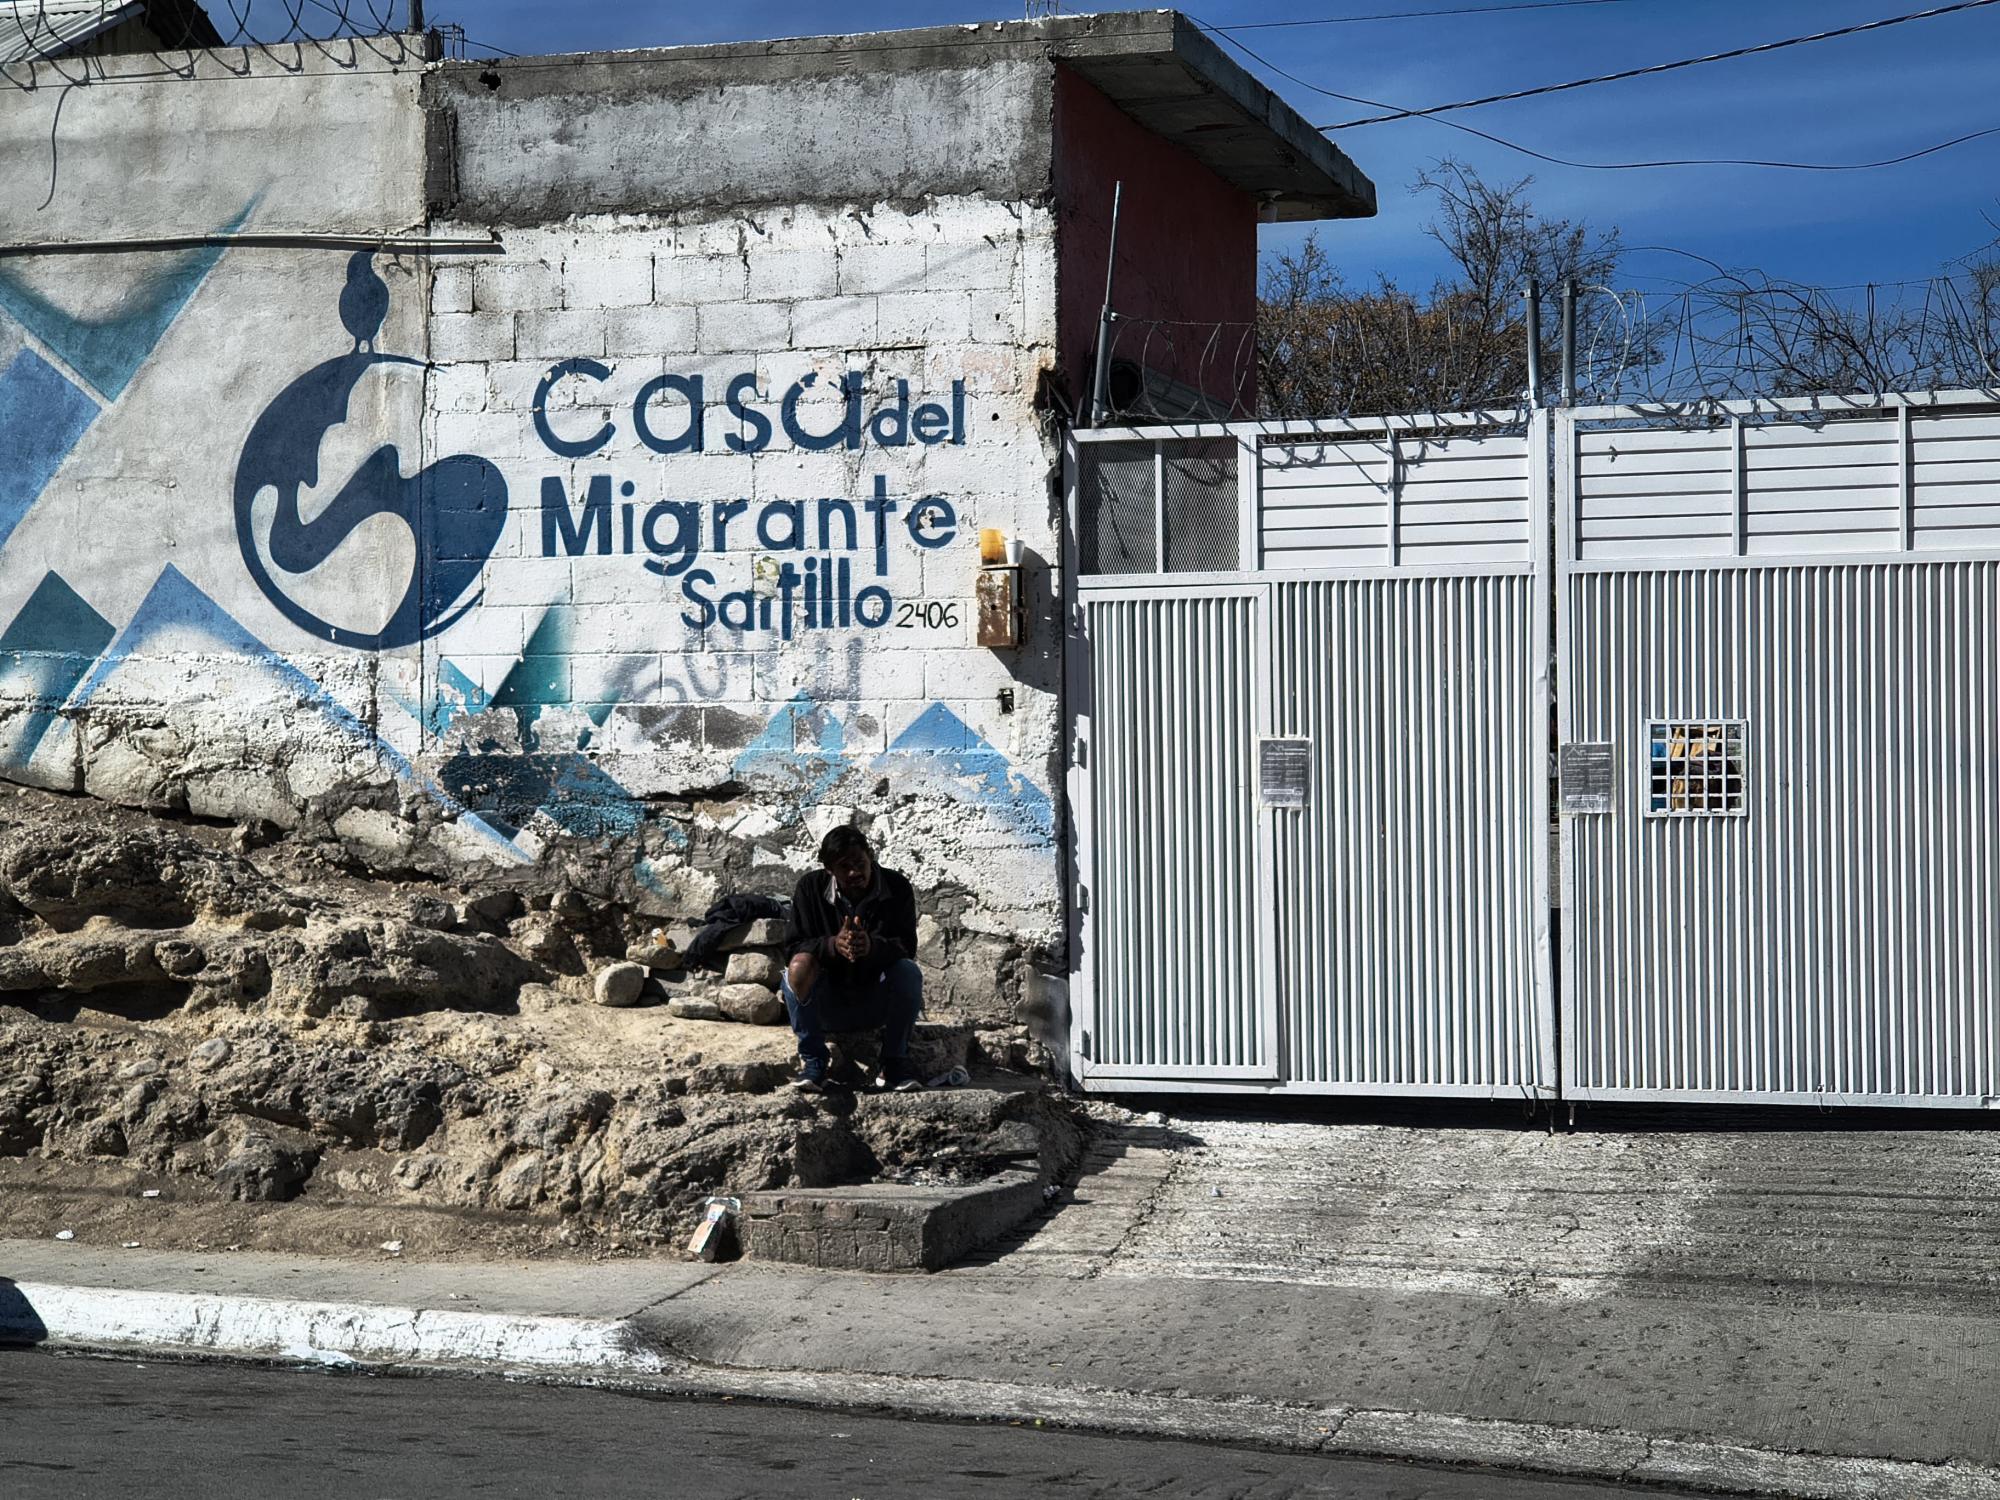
[1273,575,1551,1094]
[1561,395,2000,1107]
[1078,587,1275,1078]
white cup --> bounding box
[1004,539,1025,566]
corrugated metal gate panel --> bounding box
[1081,587,1273,1077]
[1068,415,1551,1097]
[1566,562,2000,1104]
[1262,430,1532,569]
[1273,575,1550,1093]
[1561,395,2000,1107]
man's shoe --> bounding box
[792,1058,829,1094]
[879,1056,924,1093]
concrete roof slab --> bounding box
[433,9,1374,224]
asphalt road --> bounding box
[0,1349,1717,1500]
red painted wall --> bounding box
[1052,67,1258,416]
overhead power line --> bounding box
[1211,0,1629,32]
[1321,0,2000,129]
[1194,11,2000,172]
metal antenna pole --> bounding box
[1089,180,1123,428]
[1524,279,1544,408]
[1559,280,1577,407]
[409,0,426,32]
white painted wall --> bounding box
[0,49,1067,975]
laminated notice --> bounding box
[1560,741,1615,814]
[1259,738,1311,808]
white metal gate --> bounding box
[1066,417,1555,1098]
[1557,392,2000,1108]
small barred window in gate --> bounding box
[1645,720,1746,816]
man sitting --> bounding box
[783,825,924,1093]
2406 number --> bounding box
[895,601,961,630]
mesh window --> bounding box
[1162,440,1240,573]
[1078,442,1156,575]
[1646,720,1747,816]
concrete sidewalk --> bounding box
[6,1115,2000,1500]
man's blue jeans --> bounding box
[781,957,924,1065]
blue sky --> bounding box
[431,1,2000,296]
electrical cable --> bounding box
[5,0,1992,183]
[1211,0,1629,31]
[1321,0,2000,129]
[1193,15,2000,172]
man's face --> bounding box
[825,847,874,899]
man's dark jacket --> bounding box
[786,865,919,991]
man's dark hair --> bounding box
[818,825,871,865]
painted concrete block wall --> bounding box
[417,197,1064,932]
[0,56,432,834]
[0,46,1070,1009]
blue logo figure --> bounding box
[233,252,507,650]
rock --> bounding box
[463,890,523,925]
[906,1024,975,1078]
[973,1026,1031,1072]
[726,918,788,951]
[81,1117,127,1156]
[716,984,787,1025]
[916,913,946,965]
[207,1120,320,1203]
[495,1152,545,1210]
[513,919,573,965]
[669,998,726,1022]
[155,939,206,978]
[408,896,458,932]
[687,1060,789,1094]
[230,818,281,854]
[190,1037,232,1072]
[273,919,538,1018]
[626,940,681,973]
[723,951,783,989]
[594,962,647,1007]
[118,1057,163,1081]
[550,889,591,930]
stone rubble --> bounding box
[0,787,1080,1249]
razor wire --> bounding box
[1570,269,2000,414]
[1111,267,2000,430]
[1,0,433,89]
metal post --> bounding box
[409,0,426,31]
[1559,280,1577,407]
[1525,279,1544,408]
[1089,181,1123,428]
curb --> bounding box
[3,1281,666,1375]
[6,1281,1998,1500]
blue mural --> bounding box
[0,205,248,402]
[879,702,1055,840]
[65,564,524,859]
[0,350,99,554]
[0,204,248,557]
[233,252,508,650]
[427,608,648,843]
[734,691,849,815]
[0,570,114,771]
[0,233,1054,867]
